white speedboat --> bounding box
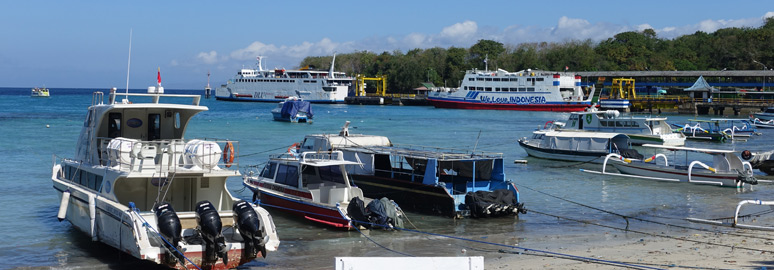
[243,151,402,229]
[560,109,686,146]
[582,144,758,188]
[52,88,279,269]
[427,68,594,111]
[518,130,637,163]
[215,54,352,103]
[271,97,313,123]
[31,87,50,97]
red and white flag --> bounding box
[157,67,161,85]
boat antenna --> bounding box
[125,28,133,96]
[471,129,482,157]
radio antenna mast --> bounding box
[125,29,132,95]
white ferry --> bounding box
[560,109,686,146]
[427,68,593,111]
[215,55,353,103]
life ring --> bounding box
[288,142,300,156]
[222,141,235,168]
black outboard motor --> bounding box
[232,201,267,259]
[154,203,183,265]
[195,200,228,266]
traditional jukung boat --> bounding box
[671,119,728,142]
[297,123,526,218]
[688,199,774,231]
[753,107,774,121]
[518,130,636,163]
[581,144,758,188]
[710,118,759,139]
[751,117,774,129]
[52,88,279,269]
[242,151,403,229]
[271,97,313,123]
[558,109,686,146]
[742,149,774,175]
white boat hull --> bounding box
[610,162,742,187]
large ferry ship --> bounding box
[427,68,594,111]
[215,55,353,103]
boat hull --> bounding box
[611,162,742,187]
[428,98,590,112]
[349,174,457,217]
[518,140,608,163]
[244,182,352,228]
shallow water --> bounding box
[2,87,773,269]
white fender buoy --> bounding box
[57,190,70,222]
[89,194,97,241]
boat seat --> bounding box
[328,187,348,204]
[309,189,321,203]
[318,185,332,205]
[138,145,158,172]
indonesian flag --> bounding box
[157,67,161,85]
[565,66,569,71]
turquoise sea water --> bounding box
[2,87,774,269]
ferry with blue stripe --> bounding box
[215,55,352,103]
[427,68,594,112]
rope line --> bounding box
[517,183,774,242]
[251,200,661,269]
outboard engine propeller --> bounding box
[154,203,184,265]
[232,201,267,258]
[195,200,228,266]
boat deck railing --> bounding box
[104,90,201,106]
[89,137,239,174]
[341,144,503,161]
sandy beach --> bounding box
[485,229,774,269]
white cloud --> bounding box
[196,51,218,64]
[440,21,477,40]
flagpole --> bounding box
[125,29,132,96]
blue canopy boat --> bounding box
[272,97,313,123]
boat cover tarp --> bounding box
[464,189,524,218]
[543,132,630,152]
[347,197,403,229]
[280,100,313,118]
[743,150,774,175]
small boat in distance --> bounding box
[52,87,280,269]
[558,109,686,146]
[31,87,50,97]
[271,97,313,123]
[243,151,402,229]
[215,54,353,103]
[518,130,638,163]
[671,119,730,142]
[751,117,774,129]
[427,68,594,112]
[582,144,759,188]
[688,199,774,231]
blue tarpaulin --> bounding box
[280,100,313,119]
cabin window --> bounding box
[493,78,501,82]
[318,165,346,185]
[527,88,535,92]
[148,114,160,140]
[485,87,492,91]
[600,121,608,127]
[261,163,277,178]
[519,87,526,92]
[536,78,544,81]
[108,113,122,138]
[485,78,492,81]
[510,78,518,82]
[476,78,483,81]
[174,112,181,129]
[275,164,299,188]
[468,78,474,81]
[615,121,624,127]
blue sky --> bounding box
[1,0,772,89]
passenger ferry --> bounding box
[559,109,686,146]
[215,55,353,103]
[427,68,594,111]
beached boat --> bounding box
[581,144,758,188]
[31,87,50,97]
[297,123,526,218]
[751,117,774,129]
[52,88,279,269]
[215,55,353,103]
[242,151,402,229]
[426,68,593,112]
[558,109,686,146]
[518,130,637,163]
[271,97,313,123]
[671,119,730,142]
[753,107,774,121]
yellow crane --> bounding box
[610,78,636,99]
[354,74,387,96]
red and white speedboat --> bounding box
[427,68,594,111]
[243,151,400,229]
